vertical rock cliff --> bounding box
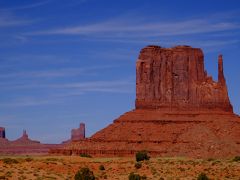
[136,45,233,112]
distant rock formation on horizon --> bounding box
[62,123,86,144]
[0,128,62,155]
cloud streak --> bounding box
[0,65,117,79]
[0,79,134,107]
[27,16,240,38]
[0,12,32,27]
[0,0,52,11]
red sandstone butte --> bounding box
[51,45,240,158]
[62,123,86,143]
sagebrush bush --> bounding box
[80,153,92,158]
[99,164,105,171]
[136,151,150,162]
[197,173,209,180]
[75,167,95,180]
[232,156,240,162]
[25,157,33,162]
[2,158,19,164]
[128,172,141,180]
[135,162,142,169]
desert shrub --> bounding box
[136,151,150,162]
[80,153,92,158]
[2,158,19,164]
[46,158,58,161]
[135,162,142,169]
[25,157,33,162]
[99,164,105,171]
[197,173,209,180]
[128,172,141,180]
[74,167,95,180]
[232,156,240,162]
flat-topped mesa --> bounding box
[136,45,233,112]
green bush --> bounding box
[80,153,92,158]
[136,151,150,162]
[99,164,105,171]
[232,156,240,162]
[2,158,19,164]
[128,172,141,180]
[135,162,142,169]
[74,167,95,180]
[197,173,209,180]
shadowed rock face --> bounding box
[0,127,6,139]
[51,45,240,158]
[136,45,232,112]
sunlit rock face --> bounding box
[136,45,232,112]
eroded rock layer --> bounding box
[52,45,240,158]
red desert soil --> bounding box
[0,155,240,179]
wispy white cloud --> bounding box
[0,12,33,27]
[27,16,240,37]
[0,79,134,107]
[0,79,134,92]
[0,0,52,11]
[0,98,54,107]
[0,65,117,79]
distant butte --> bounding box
[0,129,62,155]
[53,45,240,158]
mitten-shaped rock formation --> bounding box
[136,46,232,112]
[52,45,240,158]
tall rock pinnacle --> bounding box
[218,54,225,85]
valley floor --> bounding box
[0,155,240,179]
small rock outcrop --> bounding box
[0,127,6,139]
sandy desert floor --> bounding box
[0,155,240,180]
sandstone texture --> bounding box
[136,46,232,112]
[52,45,240,158]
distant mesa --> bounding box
[0,128,62,155]
[51,45,240,158]
[62,123,86,144]
[71,123,85,141]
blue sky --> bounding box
[0,0,239,143]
